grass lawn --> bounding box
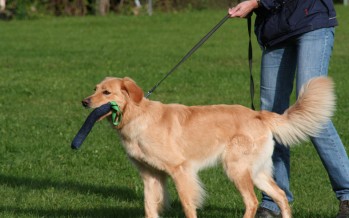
[0,6,348,218]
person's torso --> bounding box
[254,0,337,47]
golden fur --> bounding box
[82,76,335,218]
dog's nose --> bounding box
[82,98,91,108]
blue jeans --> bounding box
[259,27,349,213]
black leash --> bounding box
[145,14,231,98]
[247,16,255,110]
[145,13,256,111]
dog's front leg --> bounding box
[143,172,168,218]
[171,165,204,218]
[131,158,169,218]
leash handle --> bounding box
[146,14,231,98]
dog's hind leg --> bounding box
[223,136,259,218]
[224,164,258,218]
[253,167,292,218]
[170,165,204,218]
[252,137,292,218]
[131,158,169,218]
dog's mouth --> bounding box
[97,111,112,122]
[81,99,123,126]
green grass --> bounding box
[0,7,348,218]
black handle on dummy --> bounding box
[71,102,112,149]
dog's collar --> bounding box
[110,101,122,126]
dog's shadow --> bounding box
[0,206,144,218]
[2,174,330,217]
[164,201,245,218]
[0,174,143,217]
[0,174,137,200]
[0,174,248,217]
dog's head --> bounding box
[82,77,144,121]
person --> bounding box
[0,0,5,11]
[0,0,11,21]
[228,0,349,217]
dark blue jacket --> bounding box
[254,0,338,47]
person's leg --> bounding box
[295,27,349,202]
[259,42,297,214]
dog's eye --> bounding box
[103,90,111,95]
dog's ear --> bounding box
[122,77,144,104]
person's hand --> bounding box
[228,0,259,18]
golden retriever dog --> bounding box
[81,76,335,218]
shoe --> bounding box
[255,207,281,218]
[337,200,349,218]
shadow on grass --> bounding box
[0,174,137,200]
[164,201,245,218]
[0,200,197,218]
[293,210,334,218]
[0,174,335,217]
[165,202,335,218]
[0,204,335,218]
[4,174,330,217]
[0,199,245,218]
[0,206,144,218]
[197,204,245,218]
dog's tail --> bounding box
[266,77,336,146]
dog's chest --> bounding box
[121,138,145,159]
[121,136,166,170]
